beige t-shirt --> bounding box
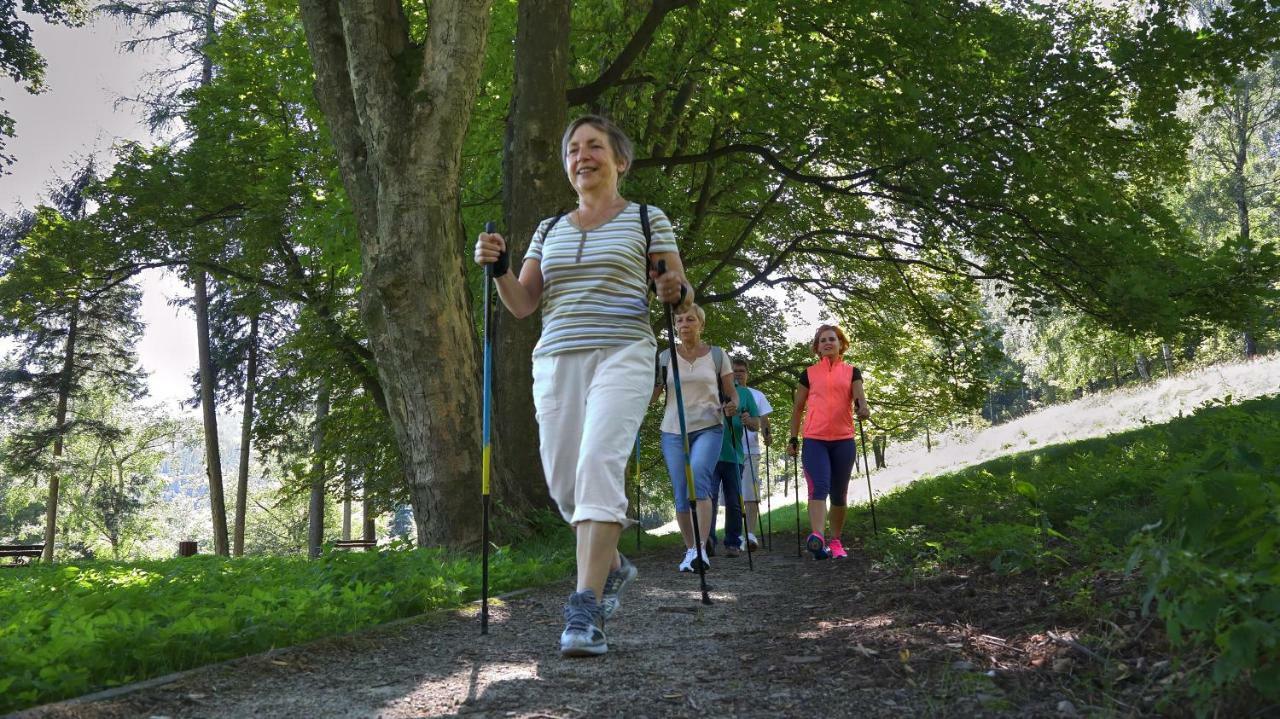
[659,348,733,435]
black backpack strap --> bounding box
[640,203,652,258]
[543,210,566,243]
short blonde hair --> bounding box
[676,303,706,327]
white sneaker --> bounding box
[678,547,698,572]
[694,547,711,571]
[747,533,760,551]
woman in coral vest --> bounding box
[786,325,871,559]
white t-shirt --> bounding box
[743,387,772,455]
[659,349,732,435]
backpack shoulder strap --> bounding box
[640,203,652,258]
[711,346,726,377]
[542,210,566,243]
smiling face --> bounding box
[564,123,626,195]
[816,329,841,358]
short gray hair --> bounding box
[561,115,635,177]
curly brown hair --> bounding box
[810,324,849,356]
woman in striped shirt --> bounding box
[474,115,692,657]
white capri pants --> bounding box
[532,338,654,527]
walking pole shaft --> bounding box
[765,442,773,550]
[634,434,642,552]
[658,261,711,605]
[856,403,878,534]
[480,221,497,635]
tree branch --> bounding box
[565,0,698,107]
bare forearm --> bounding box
[495,274,537,318]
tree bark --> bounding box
[1136,352,1151,382]
[297,0,494,546]
[233,313,258,556]
[493,0,574,518]
[362,488,376,542]
[308,382,330,559]
[41,300,79,563]
[1161,342,1175,375]
[342,474,352,541]
[194,270,230,556]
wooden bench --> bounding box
[333,539,377,552]
[0,544,44,567]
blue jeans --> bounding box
[708,461,745,549]
[661,427,723,510]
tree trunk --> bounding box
[1161,343,1175,375]
[194,270,230,556]
[1233,87,1257,360]
[492,0,575,519]
[298,0,494,547]
[1136,352,1151,382]
[362,489,376,542]
[342,474,352,541]
[233,313,258,557]
[41,300,79,563]
[925,427,931,453]
[872,435,887,469]
[308,382,330,559]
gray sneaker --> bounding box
[560,590,607,657]
[601,554,638,620]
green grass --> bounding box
[0,513,587,713]
[762,394,1280,713]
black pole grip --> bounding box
[652,260,687,305]
[484,221,509,278]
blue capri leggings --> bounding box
[661,426,723,509]
[802,438,857,505]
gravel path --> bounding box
[18,538,1119,719]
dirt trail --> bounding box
[19,540,1123,719]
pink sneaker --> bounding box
[828,538,848,559]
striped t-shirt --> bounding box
[525,202,679,357]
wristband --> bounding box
[491,251,510,278]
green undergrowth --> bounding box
[774,394,1279,714]
[0,512,601,713]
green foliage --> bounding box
[0,531,577,713]
[818,394,1280,712]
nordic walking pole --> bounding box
[741,421,766,548]
[720,397,753,571]
[792,444,802,558]
[856,400,878,535]
[657,260,712,605]
[634,433,642,552]
[765,441,773,550]
[480,220,498,635]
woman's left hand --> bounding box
[649,266,687,307]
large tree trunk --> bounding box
[308,382,330,559]
[1161,343,1175,375]
[233,313,258,557]
[194,270,230,556]
[41,300,78,563]
[362,488,376,542]
[493,0,574,518]
[297,0,494,546]
[342,474,352,541]
[1136,352,1151,382]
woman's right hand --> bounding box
[786,437,799,458]
[474,230,506,267]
